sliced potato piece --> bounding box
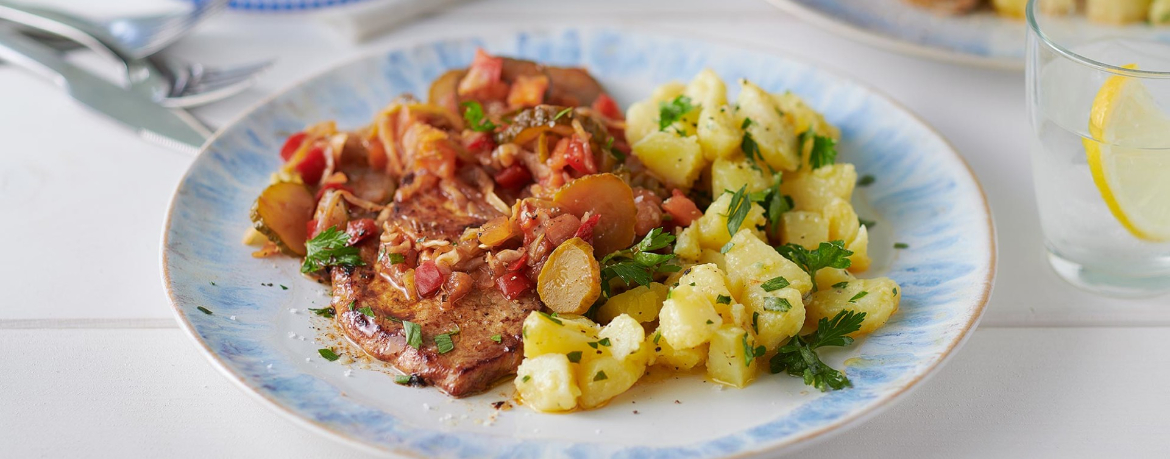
[707,325,760,388]
[515,354,580,412]
[576,355,646,409]
[803,277,901,337]
[650,327,708,371]
[780,211,829,250]
[522,311,599,359]
[781,163,857,212]
[684,68,729,110]
[694,193,767,251]
[538,238,601,314]
[711,155,770,197]
[698,105,743,161]
[658,285,722,349]
[723,229,812,297]
[597,283,668,324]
[632,132,707,190]
[736,79,799,171]
[598,314,647,361]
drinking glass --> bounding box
[1026,0,1170,297]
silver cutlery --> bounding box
[0,1,272,108]
[0,26,211,153]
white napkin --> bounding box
[318,0,466,43]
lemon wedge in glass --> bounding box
[1083,64,1170,242]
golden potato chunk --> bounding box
[597,283,668,324]
[736,79,799,171]
[515,354,581,412]
[781,211,829,250]
[693,193,767,251]
[658,285,722,350]
[598,314,647,361]
[711,155,770,197]
[633,132,707,190]
[649,327,708,370]
[723,229,812,296]
[782,163,857,212]
[803,277,901,337]
[697,105,742,161]
[522,312,599,359]
[707,325,761,388]
[576,356,647,409]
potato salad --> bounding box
[514,70,902,412]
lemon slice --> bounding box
[1083,64,1170,242]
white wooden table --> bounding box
[2,0,1168,457]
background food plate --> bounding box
[766,0,1170,70]
[162,27,995,458]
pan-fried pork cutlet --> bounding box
[330,186,540,397]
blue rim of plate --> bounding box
[162,27,996,458]
[765,0,1024,70]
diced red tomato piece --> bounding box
[506,74,549,109]
[306,219,318,239]
[662,189,704,227]
[415,261,445,297]
[457,49,508,100]
[507,253,529,272]
[345,218,377,245]
[591,93,623,120]
[574,213,601,244]
[295,145,327,184]
[463,131,496,154]
[496,271,532,300]
[314,182,352,201]
[280,132,307,161]
[551,136,596,175]
[493,163,532,189]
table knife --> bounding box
[0,26,210,153]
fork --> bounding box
[0,2,272,107]
[7,0,229,61]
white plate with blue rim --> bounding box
[162,27,996,458]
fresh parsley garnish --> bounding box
[521,375,531,383]
[605,137,626,162]
[490,334,503,343]
[763,297,792,312]
[859,218,876,228]
[538,311,563,326]
[742,333,766,367]
[554,107,573,121]
[831,281,849,290]
[857,175,875,187]
[763,177,793,230]
[593,371,608,381]
[301,226,365,274]
[197,306,212,315]
[394,374,412,385]
[716,295,732,305]
[808,134,838,169]
[599,228,681,297]
[402,320,422,349]
[894,242,909,249]
[741,130,767,172]
[567,351,583,363]
[760,276,790,292]
[588,338,612,349]
[775,241,853,292]
[358,306,375,318]
[385,252,405,265]
[435,333,455,354]
[280,284,288,290]
[770,310,867,392]
[308,307,335,318]
[849,291,868,303]
[658,95,698,131]
[720,242,734,254]
[751,311,760,334]
[460,101,496,132]
[725,185,751,237]
[318,348,340,361]
[653,331,662,345]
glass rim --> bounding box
[1026,0,1170,79]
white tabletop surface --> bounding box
[1,0,1167,457]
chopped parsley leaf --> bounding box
[831,281,849,290]
[725,185,751,237]
[599,228,681,297]
[308,307,335,318]
[763,297,792,312]
[761,276,790,292]
[385,252,406,265]
[539,311,563,325]
[403,320,422,349]
[280,284,288,290]
[720,242,735,254]
[490,334,503,343]
[460,101,497,132]
[435,333,455,354]
[808,135,838,169]
[318,348,340,361]
[658,95,698,131]
[775,241,853,292]
[521,375,531,383]
[894,242,909,249]
[857,175,876,187]
[716,295,732,305]
[742,333,766,367]
[588,338,612,349]
[196,306,212,315]
[849,291,869,303]
[593,371,609,381]
[751,311,760,334]
[357,306,375,318]
[859,218,877,228]
[567,351,583,363]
